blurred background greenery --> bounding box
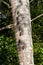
[0,0,43,65]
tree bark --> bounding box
[10,0,34,65]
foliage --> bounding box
[0,0,12,28]
[30,0,43,43]
[33,43,43,65]
[0,29,19,65]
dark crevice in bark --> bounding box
[17,40,26,51]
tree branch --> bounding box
[0,14,43,31]
[0,24,13,31]
[2,0,33,7]
[2,1,11,8]
[30,0,33,3]
[31,14,43,22]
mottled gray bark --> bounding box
[10,0,34,65]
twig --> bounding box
[31,14,43,22]
[2,1,11,8]
[0,24,13,31]
[30,0,33,3]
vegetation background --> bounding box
[0,0,43,65]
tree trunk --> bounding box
[10,0,34,65]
